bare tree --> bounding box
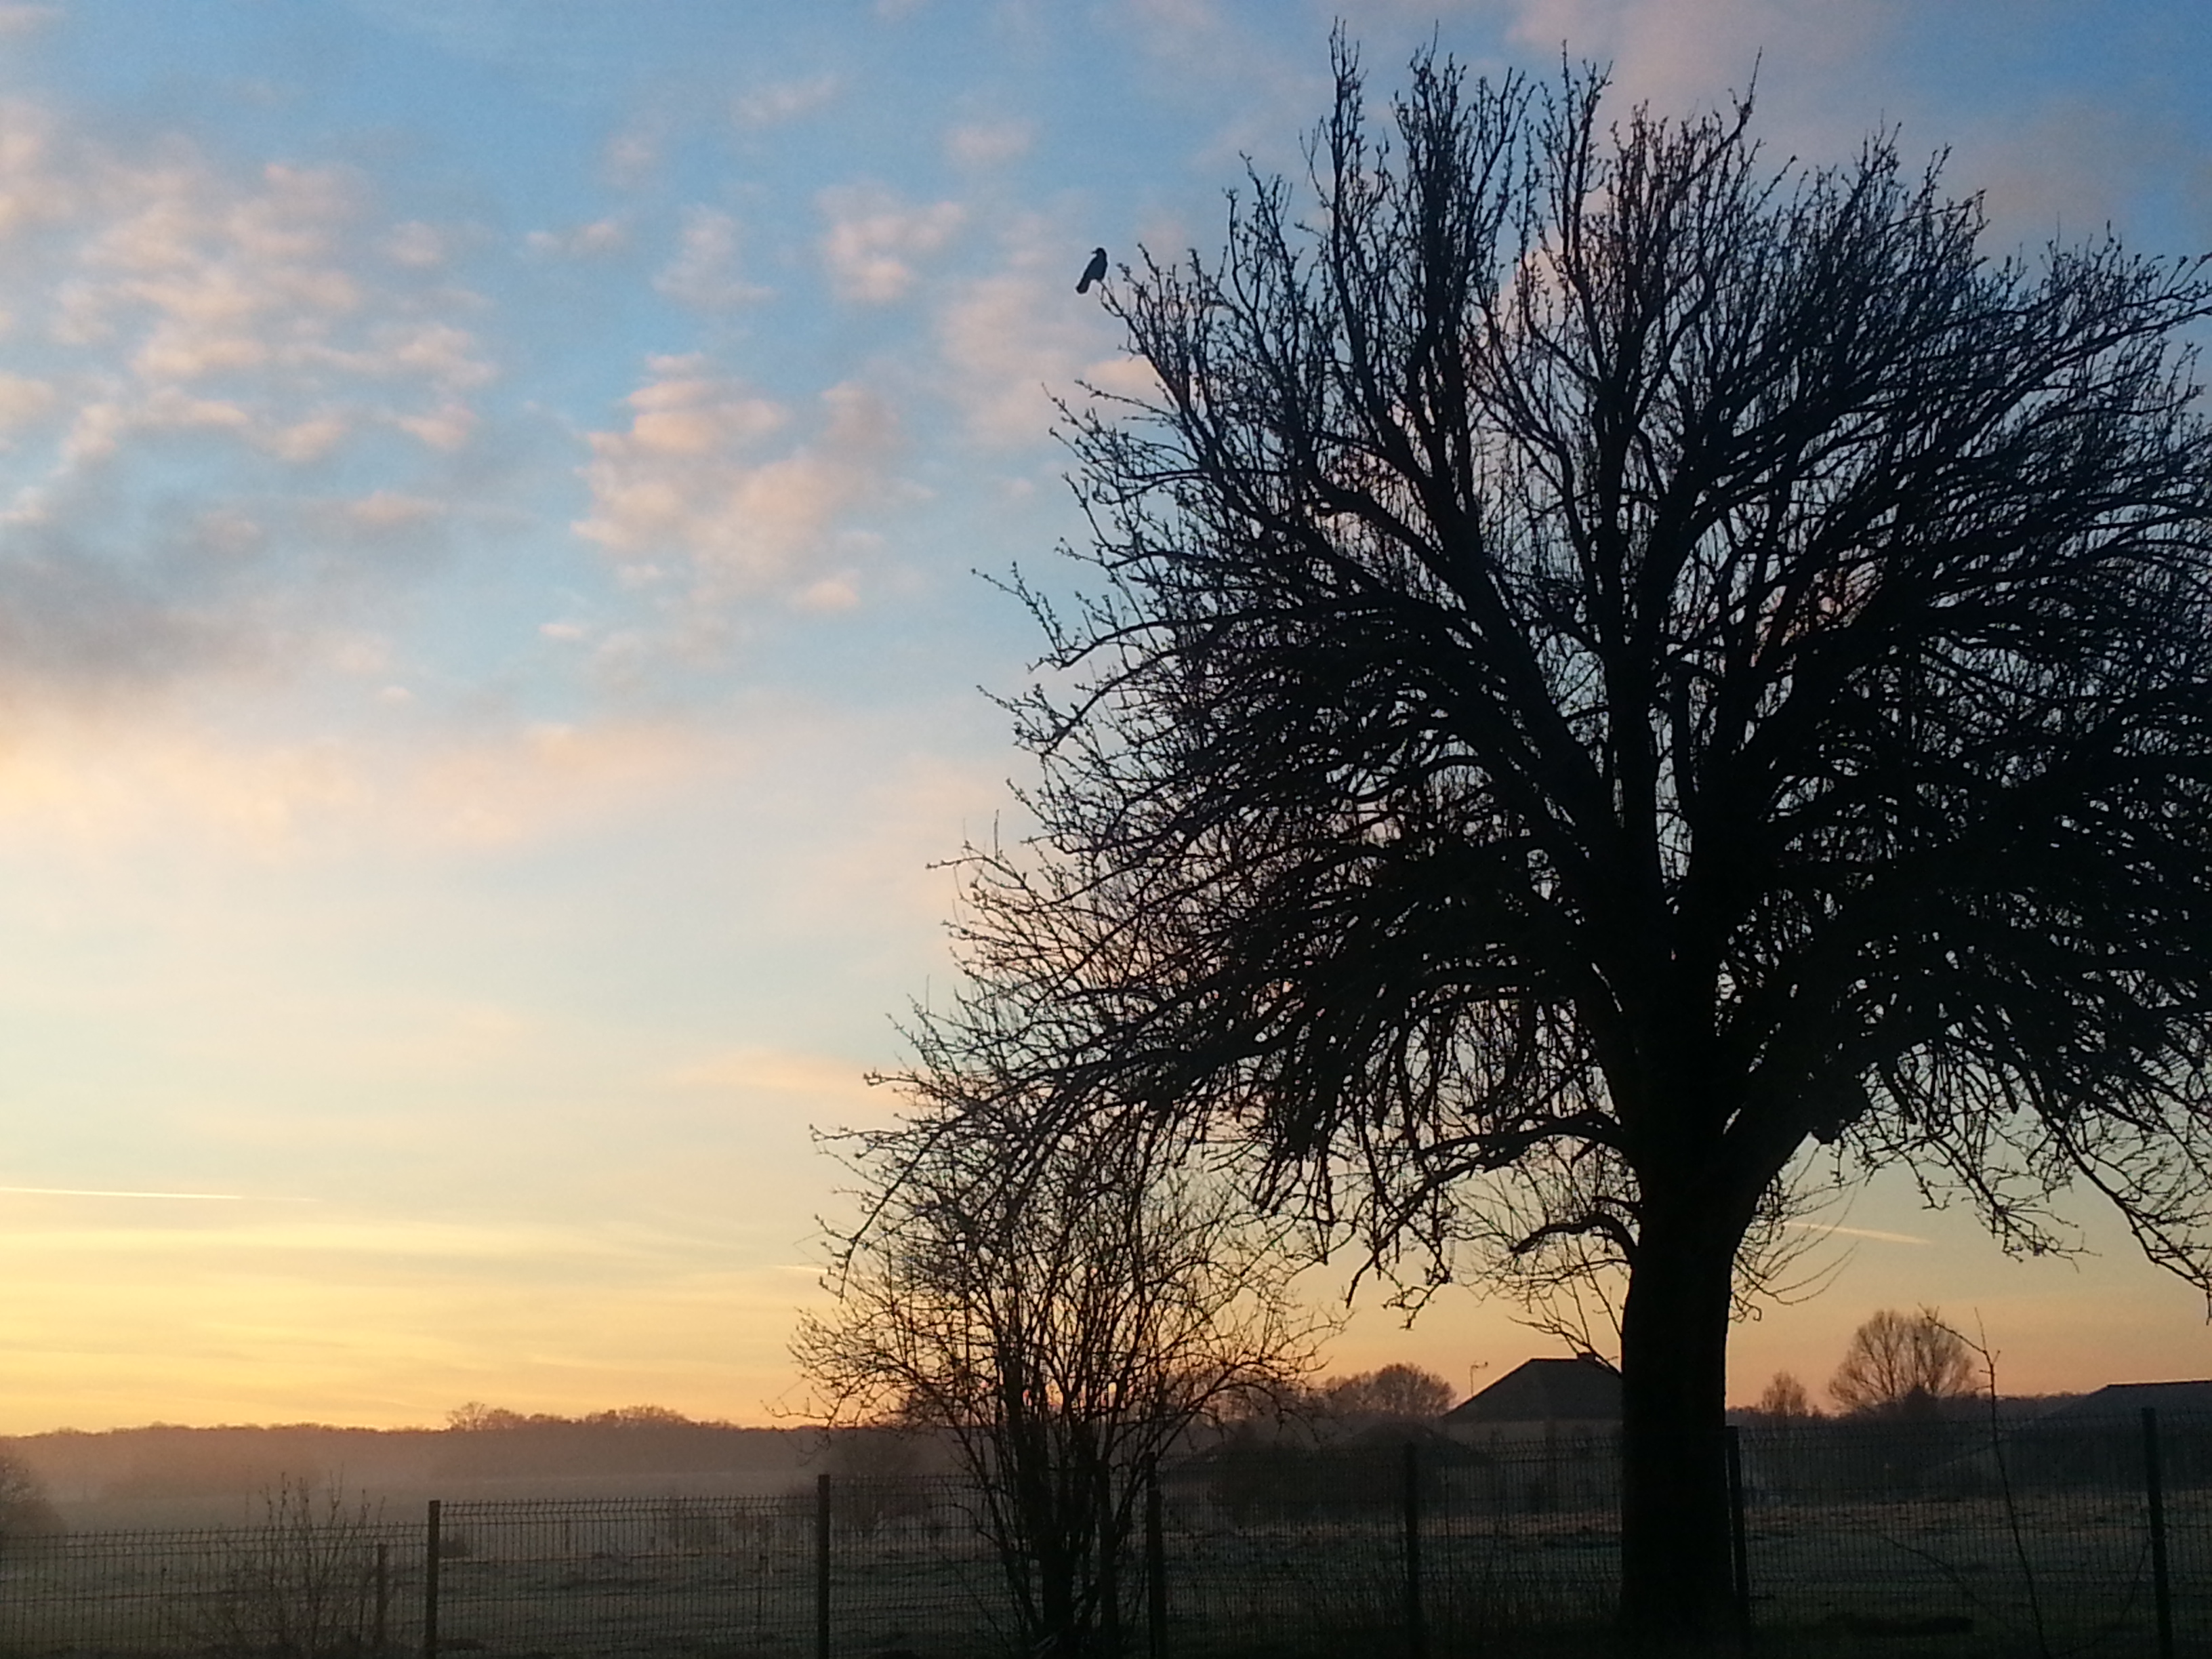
[0,1443,60,1544]
[795,1105,1322,1657]
[1751,1372,1819,1420]
[1828,1307,1980,1419]
[1319,1364,1458,1422]
[918,35,2212,1641]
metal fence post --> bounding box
[816,1473,832,1659]
[1726,1427,1751,1643]
[422,1500,440,1659]
[1099,1465,1122,1656]
[2145,1407,2174,1659]
[375,1540,389,1654]
[1403,1440,1425,1659]
[1145,1455,1167,1659]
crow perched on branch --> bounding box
[1076,247,1107,293]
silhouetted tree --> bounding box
[795,1106,1321,1657]
[1828,1307,1979,1419]
[1751,1372,1819,1420]
[1319,1363,1457,1422]
[918,35,2212,1641]
[0,1443,59,1544]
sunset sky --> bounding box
[1,0,2209,1435]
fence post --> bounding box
[375,1540,389,1654]
[1403,1440,1425,1659]
[1145,1455,1167,1659]
[1726,1427,1751,1643]
[1099,1465,1122,1656]
[2144,1407,2174,1659]
[422,1500,440,1659]
[816,1472,832,1659]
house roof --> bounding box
[2035,1380,2212,1422]
[1441,1357,1622,1425]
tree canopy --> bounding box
[1827,1307,1980,1419]
[909,37,2212,1639]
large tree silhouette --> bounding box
[927,41,2212,1641]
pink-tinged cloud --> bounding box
[654,208,771,310]
[574,356,901,605]
[817,184,964,304]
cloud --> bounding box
[574,355,899,604]
[654,207,771,309]
[382,220,447,268]
[603,127,659,188]
[734,73,841,129]
[0,5,58,37]
[818,184,964,304]
[935,219,1139,446]
[0,370,54,434]
[0,94,505,706]
[945,119,1036,169]
[34,136,493,425]
[0,708,735,856]
[1462,0,1896,140]
[524,216,626,258]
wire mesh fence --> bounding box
[0,1411,2205,1657]
[0,1519,427,1658]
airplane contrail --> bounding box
[1784,1220,1931,1246]
[0,1186,308,1203]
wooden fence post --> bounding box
[422,1500,440,1659]
[816,1473,832,1659]
[2144,1407,2174,1659]
[1403,1441,1425,1659]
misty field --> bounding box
[1,1421,2207,1657]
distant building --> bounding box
[1440,1356,1622,1446]
[1434,1356,1622,1514]
[2032,1380,2212,1423]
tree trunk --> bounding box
[1616,1199,1740,1647]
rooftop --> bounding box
[1441,1357,1623,1425]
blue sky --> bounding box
[0,0,2207,1431]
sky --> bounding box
[0,0,2209,1434]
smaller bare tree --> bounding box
[172,1477,387,1659]
[1828,1308,1981,1420]
[796,1105,1324,1657]
[0,1443,60,1546]
[1317,1364,1456,1423]
[1751,1372,1819,1420]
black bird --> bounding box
[1077,247,1108,294]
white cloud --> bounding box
[0,5,58,37]
[574,356,900,605]
[603,127,659,188]
[792,573,860,613]
[383,220,447,268]
[0,710,735,857]
[0,370,54,433]
[936,219,1136,446]
[654,207,771,310]
[525,217,626,258]
[35,144,495,466]
[819,184,964,305]
[734,73,841,129]
[0,100,501,705]
[1473,0,1895,138]
[945,119,1036,169]
[346,491,441,529]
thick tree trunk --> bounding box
[1616,1198,1742,1648]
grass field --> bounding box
[0,1423,2205,1657]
